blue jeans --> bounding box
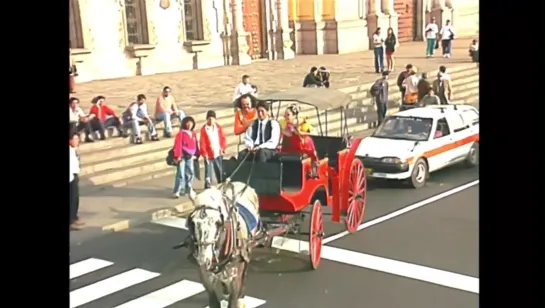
[122,109,157,138]
[373,47,384,72]
[173,158,195,194]
[441,39,452,55]
[204,156,223,184]
[156,110,186,135]
[426,38,436,56]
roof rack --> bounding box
[430,104,459,113]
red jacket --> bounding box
[89,104,117,122]
[199,124,227,159]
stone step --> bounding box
[77,65,479,152]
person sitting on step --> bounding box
[122,94,160,144]
[88,95,125,140]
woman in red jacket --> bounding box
[199,110,227,189]
[281,105,319,177]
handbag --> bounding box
[449,29,455,40]
[166,148,177,166]
[434,40,439,49]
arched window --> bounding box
[183,0,203,41]
[124,0,149,44]
[69,0,84,48]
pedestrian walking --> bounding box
[424,17,439,57]
[172,116,199,198]
[432,66,453,105]
[385,27,397,72]
[400,66,419,111]
[439,20,455,58]
[199,110,226,189]
[396,64,413,105]
[70,133,84,230]
[372,27,385,73]
[417,73,431,101]
[370,71,390,125]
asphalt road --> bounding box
[70,165,479,308]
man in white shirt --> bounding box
[233,75,257,101]
[69,97,94,142]
[372,27,385,73]
[401,67,420,111]
[70,133,84,230]
[424,17,439,57]
[122,94,160,144]
[240,101,280,162]
[439,20,455,58]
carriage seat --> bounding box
[309,135,348,170]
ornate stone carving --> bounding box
[116,0,126,47]
[202,12,212,41]
[177,0,185,42]
[159,0,170,9]
[145,0,158,44]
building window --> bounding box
[183,0,203,40]
[124,0,149,45]
[69,0,84,48]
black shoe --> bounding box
[84,137,94,143]
[204,181,211,189]
[134,137,143,144]
[164,132,172,138]
[151,135,160,141]
[99,135,106,141]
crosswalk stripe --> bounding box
[152,217,188,230]
[70,268,160,308]
[205,296,267,308]
[70,258,113,279]
[113,280,205,308]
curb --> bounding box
[96,96,479,234]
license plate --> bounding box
[365,168,373,174]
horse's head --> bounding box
[188,188,226,270]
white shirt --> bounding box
[233,83,255,101]
[402,75,420,94]
[70,146,80,182]
[440,25,455,40]
[244,118,281,150]
[69,107,85,123]
[425,23,439,39]
[128,102,150,121]
[372,34,384,48]
[205,124,221,158]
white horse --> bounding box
[187,181,260,308]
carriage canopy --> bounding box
[257,88,352,110]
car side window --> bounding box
[449,114,470,133]
[434,118,450,139]
[461,109,479,126]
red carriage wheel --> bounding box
[345,159,367,232]
[309,200,324,270]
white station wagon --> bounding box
[355,105,479,188]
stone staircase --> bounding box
[78,64,479,193]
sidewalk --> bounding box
[74,39,474,115]
[70,38,477,244]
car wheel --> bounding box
[464,143,479,168]
[409,159,428,189]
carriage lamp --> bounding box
[381,157,403,164]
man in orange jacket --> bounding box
[199,110,227,189]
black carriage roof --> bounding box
[256,88,352,110]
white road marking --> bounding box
[152,216,188,230]
[114,280,205,308]
[70,258,113,279]
[206,297,267,308]
[271,238,479,294]
[323,179,479,244]
[70,268,160,308]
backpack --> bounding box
[370,81,381,97]
[165,148,177,166]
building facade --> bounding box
[70,0,295,82]
[288,0,479,54]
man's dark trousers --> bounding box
[376,100,387,125]
[238,148,276,163]
[69,175,80,225]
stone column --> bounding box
[275,0,295,59]
[381,0,399,38]
[367,0,390,49]
[430,0,452,27]
[231,0,251,65]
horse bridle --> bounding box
[191,205,225,246]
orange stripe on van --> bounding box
[406,134,479,164]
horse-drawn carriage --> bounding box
[222,87,368,269]
[182,88,368,308]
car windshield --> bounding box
[372,116,433,141]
